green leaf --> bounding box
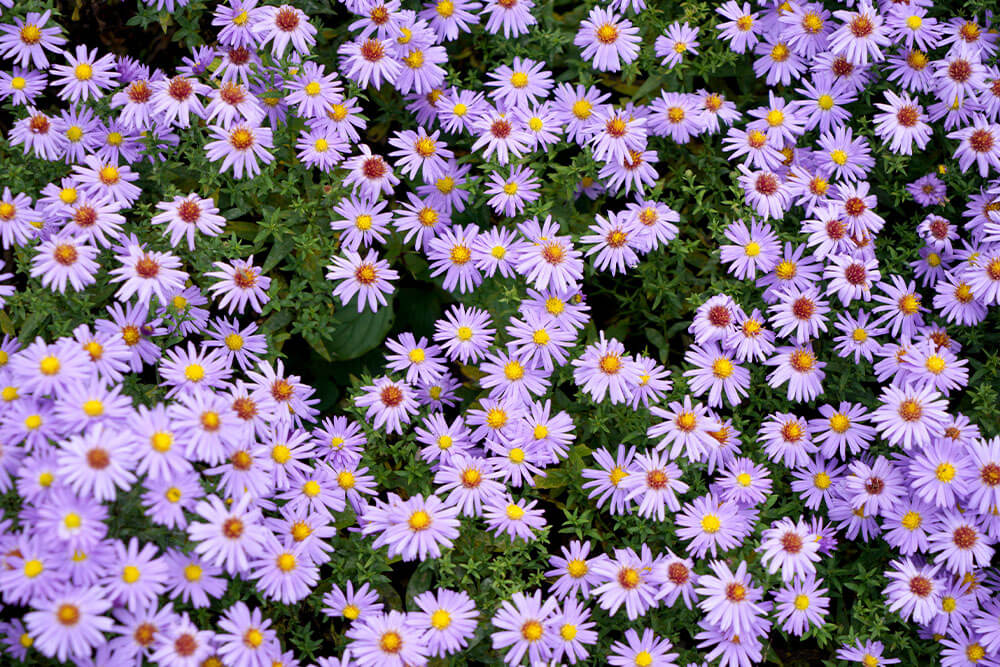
[325,304,395,361]
[262,234,296,273]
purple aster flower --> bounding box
[837,639,901,666]
[608,628,679,667]
[50,45,118,103]
[571,332,640,405]
[433,454,503,516]
[204,121,274,178]
[764,344,826,403]
[24,585,112,662]
[591,545,659,620]
[326,250,398,313]
[648,91,706,143]
[485,56,552,107]
[717,457,772,507]
[778,2,831,58]
[874,90,932,155]
[388,127,452,182]
[546,540,605,600]
[871,381,949,450]
[622,450,688,520]
[187,493,268,575]
[108,237,187,306]
[9,108,63,161]
[967,437,1000,515]
[774,574,829,637]
[581,444,637,515]
[412,589,478,658]
[656,21,699,68]
[0,67,47,106]
[346,610,428,667]
[832,309,884,363]
[753,38,805,85]
[30,234,99,294]
[433,304,494,364]
[768,286,830,344]
[342,145,399,199]
[490,590,556,665]
[485,165,539,218]
[482,0,536,38]
[829,0,891,64]
[0,11,67,68]
[515,218,584,292]
[760,412,816,469]
[102,537,169,612]
[648,395,721,463]
[675,493,743,558]
[929,510,996,575]
[716,1,760,54]
[695,560,767,637]
[881,497,936,556]
[395,44,447,95]
[322,581,383,625]
[204,256,270,314]
[683,342,749,408]
[338,37,400,90]
[428,224,483,294]
[483,495,546,541]
[738,164,789,221]
[365,493,460,561]
[253,4,316,56]
[575,7,640,72]
[354,377,417,436]
[759,516,821,581]
[883,558,943,625]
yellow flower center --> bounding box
[567,559,588,577]
[712,358,734,378]
[23,559,43,578]
[277,553,296,572]
[409,510,431,530]
[506,504,525,520]
[431,609,451,629]
[829,413,850,433]
[504,361,525,380]
[901,511,922,530]
[39,356,61,375]
[701,514,721,533]
[936,462,956,482]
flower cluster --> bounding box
[2,0,1000,666]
